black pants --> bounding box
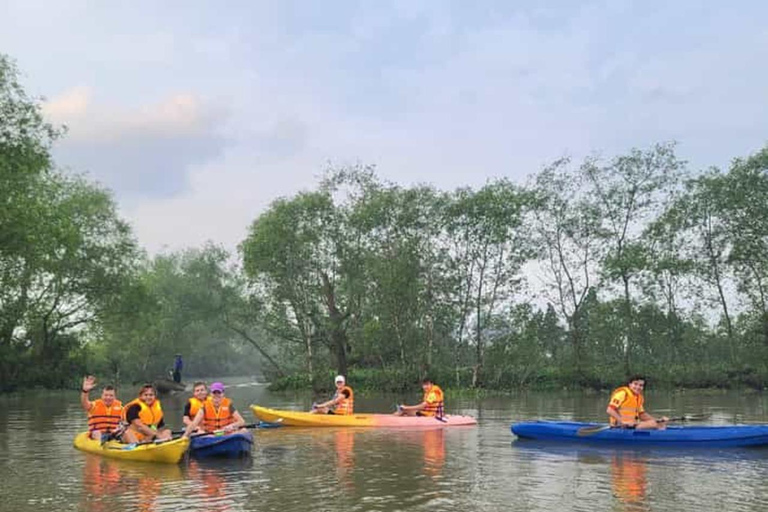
[172,370,181,383]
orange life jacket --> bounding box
[122,398,164,441]
[187,397,206,419]
[608,386,644,425]
[422,384,444,417]
[334,386,354,415]
[87,399,123,433]
[202,397,234,432]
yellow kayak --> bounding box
[251,405,477,427]
[73,432,189,464]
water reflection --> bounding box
[7,388,768,512]
[394,429,446,478]
[611,452,649,512]
[334,429,355,491]
[186,458,252,512]
[80,455,184,512]
[80,456,128,512]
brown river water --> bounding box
[2,381,768,512]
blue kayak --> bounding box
[190,431,254,457]
[511,421,768,448]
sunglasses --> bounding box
[212,390,223,394]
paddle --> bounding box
[577,414,711,436]
[396,404,447,422]
[105,437,178,450]
[171,420,283,437]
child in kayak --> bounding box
[311,375,354,415]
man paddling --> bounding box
[395,377,444,419]
[80,375,123,440]
[607,375,668,430]
[311,375,354,415]
[120,383,173,443]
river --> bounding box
[2,382,768,511]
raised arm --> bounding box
[80,375,96,413]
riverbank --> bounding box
[267,365,768,394]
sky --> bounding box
[2,0,767,254]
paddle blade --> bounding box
[666,413,712,423]
[576,424,612,436]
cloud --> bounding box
[4,0,766,255]
[44,88,228,198]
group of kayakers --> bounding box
[80,377,246,444]
[308,374,445,419]
[81,372,665,443]
[306,373,664,431]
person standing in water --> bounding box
[172,354,183,383]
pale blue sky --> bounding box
[2,0,766,252]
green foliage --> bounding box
[96,244,268,384]
[6,51,768,393]
[0,56,138,391]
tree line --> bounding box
[3,53,768,392]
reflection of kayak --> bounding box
[511,421,768,447]
[251,405,477,427]
[190,432,254,458]
[73,432,189,463]
[153,378,187,394]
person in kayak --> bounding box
[607,375,669,429]
[80,375,123,440]
[120,383,173,443]
[183,381,209,431]
[311,375,354,415]
[395,377,444,418]
[183,381,247,435]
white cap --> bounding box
[334,375,345,384]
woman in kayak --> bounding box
[120,384,173,443]
[80,375,123,440]
[395,377,444,418]
[183,381,247,435]
[311,375,354,415]
[607,375,668,429]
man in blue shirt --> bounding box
[173,354,183,383]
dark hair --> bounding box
[193,381,207,389]
[103,385,116,392]
[422,377,434,384]
[627,375,646,385]
[139,383,156,395]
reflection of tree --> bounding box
[611,452,649,512]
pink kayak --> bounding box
[251,405,477,427]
